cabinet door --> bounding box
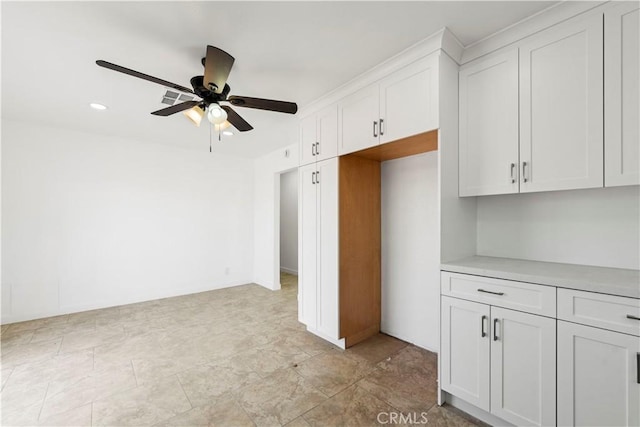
[490,307,556,427]
[558,321,640,427]
[338,85,379,155]
[459,48,519,197]
[298,163,317,327]
[300,115,317,167]
[315,105,338,162]
[519,14,604,193]
[316,158,339,339]
[440,296,490,411]
[379,54,438,144]
[605,2,640,187]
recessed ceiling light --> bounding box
[90,103,108,110]
[223,131,233,136]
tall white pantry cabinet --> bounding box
[298,158,340,343]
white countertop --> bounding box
[441,256,640,299]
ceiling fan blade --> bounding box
[96,60,194,94]
[221,106,253,132]
[151,100,200,116]
[203,46,235,95]
[227,96,298,114]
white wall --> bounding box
[253,143,298,290]
[477,186,640,270]
[381,151,440,351]
[1,120,255,323]
[439,52,477,263]
[279,170,298,275]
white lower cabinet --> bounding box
[557,322,640,427]
[441,295,556,426]
[441,297,491,411]
[556,288,640,426]
[441,272,556,426]
[442,270,640,426]
[490,307,556,426]
[298,158,340,342]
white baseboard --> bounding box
[0,279,251,325]
[279,267,298,275]
[306,326,346,350]
[444,392,514,426]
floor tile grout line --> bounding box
[233,396,259,427]
[130,360,138,387]
[36,381,51,422]
[174,374,194,410]
[1,367,14,392]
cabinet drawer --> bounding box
[558,288,640,336]
[441,272,556,317]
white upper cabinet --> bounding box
[519,13,604,193]
[459,12,608,197]
[605,2,640,187]
[300,115,318,166]
[299,105,338,167]
[338,85,380,155]
[339,54,439,155]
[379,54,439,144]
[459,48,519,196]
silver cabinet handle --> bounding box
[316,171,320,184]
[522,161,528,183]
[380,118,384,136]
[637,353,640,384]
[311,171,316,184]
[311,143,316,156]
[373,121,378,138]
[316,142,320,156]
[510,163,516,183]
[627,315,640,321]
[478,288,505,296]
[493,318,499,341]
[481,315,487,338]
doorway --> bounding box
[279,169,299,290]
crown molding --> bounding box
[461,1,610,64]
[298,27,459,118]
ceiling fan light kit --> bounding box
[183,105,205,127]
[96,45,298,134]
[207,103,227,125]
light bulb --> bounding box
[207,104,228,125]
[214,121,231,131]
[183,106,204,127]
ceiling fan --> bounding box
[96,45,298,132]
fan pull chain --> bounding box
[209,122,212,152]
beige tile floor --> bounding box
[1,273,482,427]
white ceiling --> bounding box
[2,1,558,158]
